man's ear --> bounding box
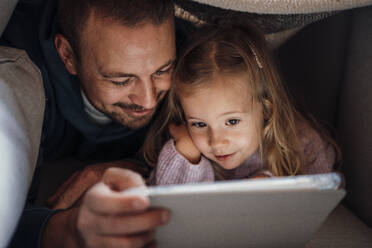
[54,34,78,75]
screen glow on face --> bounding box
[181,77,263,170]
[78,16,176,128]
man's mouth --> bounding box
[215,153,235,161]
[127,108,153,117]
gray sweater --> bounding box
[150,122,335,185]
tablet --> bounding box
[128,173,345,248]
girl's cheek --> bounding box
[190,134,207,152]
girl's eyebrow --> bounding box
[218,111,246,118]
[186,116,202,121]
[187,111,247,120]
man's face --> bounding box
[74,12,176,128]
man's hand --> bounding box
[41,168,169,248]
[169,123,201,164]
[46,161,147,210]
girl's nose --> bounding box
[209,129,229,150]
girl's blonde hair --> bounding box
[143,23,340,177]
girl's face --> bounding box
[180,76,263,170]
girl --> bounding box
[144,23,340,185]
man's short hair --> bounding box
[57,0,174,58]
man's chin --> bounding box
[111,112,154,129]
[124,117,152,129]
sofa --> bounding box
[278,5,372,247]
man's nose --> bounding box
[130,80,157,109]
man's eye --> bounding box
[226,119,240,126]
[111,79,130,86]
[154,66,172,76]
[191,122,207,128]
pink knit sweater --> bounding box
[149,122,336,185]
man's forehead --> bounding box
[82,14,176,77]
[81,10,175,49]
[95,34,175,77]
[84,9,174,36]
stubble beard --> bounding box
[106,92,167,128]
[107,109,155,129]
[95,103,155,129]
[88,92,166,129]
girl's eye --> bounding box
[191,122,207,128]
[111,78,131,87]
[226,119,240,126]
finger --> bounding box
[102,167,146,192]
[85,231,155,248]
[50,163,146,209]
[93,209,169,235]
[84,181,150,214]
[55,164,148,209]
[83,168,149,214]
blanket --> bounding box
[175,0,372,48]
[191,0,372,14]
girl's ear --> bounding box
[54,33,78,75]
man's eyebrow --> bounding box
[155,59,175,72]
[98,59,175,79]
[99,70,137,79]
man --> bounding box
[0,0,175,247]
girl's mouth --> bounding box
[215,153,235,161]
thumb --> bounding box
[102,167,146,192]
[84,168,149,214]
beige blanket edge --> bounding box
[192,0,372,14]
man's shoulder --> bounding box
[0,46,28,62]
[0,45,42,81]
[0,45,44,102]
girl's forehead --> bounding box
[179,75,257,112]
[179,72,254,98]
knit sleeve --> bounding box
[149,139,215,186]
[299,124,336,174]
